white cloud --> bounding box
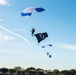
[55,43,76,50]
[0,35,15,41]
[0,0,9,6]
[0,25,31,45]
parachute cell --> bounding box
[21,12,32,16]
[35,7,45,12]
[21,7,45,17]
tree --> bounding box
[14,66,25,75]
[0,67,8,75]
[53,69,60,75]
[14,66,21,71]
[36,68,44,71]
[9,68,16,75]
[69,69,76,75]
[61,70,70,75]
[25,67,36,72]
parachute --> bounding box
[42,44,52,48]
[21,7,45,17]
[34,32,48,44]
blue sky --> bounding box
[0,0,76,70]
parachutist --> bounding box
[47,52,49,55]
[31,28,35,36]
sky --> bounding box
[0,0,76,70]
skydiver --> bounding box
[31,28,35,36]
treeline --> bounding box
[0,66,76,75]
[53,69,76,75]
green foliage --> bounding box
[0,67,8,73]
[25,67,36,72]
[9,69,16,74]
[0,66,76,75]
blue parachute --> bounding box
[21,7,45,17]
[42,44,52,48]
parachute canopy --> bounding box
[21,7,45,17]
[42,44,52,48]
[34,32,48,44]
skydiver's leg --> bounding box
[32,31,34,36]
[31,33,33,36]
